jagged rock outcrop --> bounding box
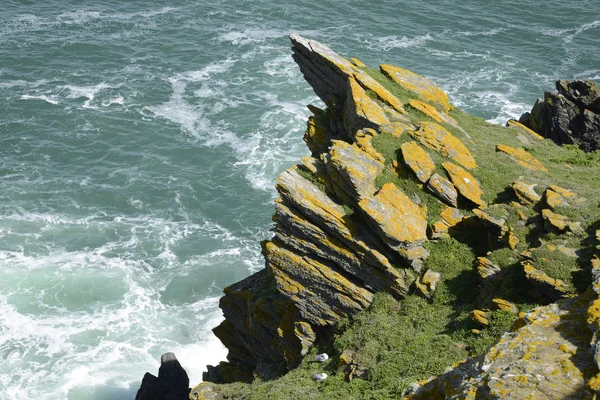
[519,80,600,152]
[200,35,600,398]
[136,353,190,400]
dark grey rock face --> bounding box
[519,80,600,152]
[135,353,190,400]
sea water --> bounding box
[0,1,598,398]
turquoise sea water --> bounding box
[0,1,598,398]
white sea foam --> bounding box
[217,28,287,45]
[374,33,433,51]
[19,94,60,105]
[0,207,257,399]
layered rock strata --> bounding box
[519,80,600,152]
[203,35,600,397]
[204,34,464,383]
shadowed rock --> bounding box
[136,353,190,400]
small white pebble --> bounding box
[313,373,328,381]
[314,353,329,362]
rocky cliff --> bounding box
[195,35,600,399]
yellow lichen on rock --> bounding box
[353,71,406,114]
[544,188,569,209]
[510,181,541,204]
[345,76,390,132]
[507,119,544,140]
[548,185,577,199]
[358,183,428,249]
[493,298,519,313]
[355,128,386,164]
[496,144,548,172]
[442,162,485,206]
[381,121,409,138]
[408,99,459,127]
[440,207,464,226]
[470,309,489,327]
[400,141,436,183]
[411,121,477,169]
[379,63,452,112]
[541,209,581,233]
[350,57,366,67]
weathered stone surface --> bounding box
[426,173,458,207]
[136,353,190,400]
[411,121,477,169]
[344,76,390,135]
[496,144,548,172]
[323,140,384,205]
[510,181,541,205]
[519,80,600,152]
[469,310,489,327]
[492,298,519,313]
[443,162,485,206]
[473,206,507,238]
[352,71,405,114]
[542,208,582,233]
[506,119,544,140]
[304,107,332,155]
[477,257,501,280]
[379,63,452,112]
[358,183,428,255]
[408,99,459,128]
[415,269,441,299]
[273,198,414,298]
[400,141,435,183]
[407,295,596,399]
[544,188,569,209]
[265,240,374,326]
[523,262,569,302]
[350,57,366,67]
[354,128,386,164]
[440,207,464,226]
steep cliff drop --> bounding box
[194,35,600,399]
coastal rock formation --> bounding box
[519,80,600,152]
[136,353,190,400]
[198,35,600,398]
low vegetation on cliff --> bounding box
[191,36,600,399]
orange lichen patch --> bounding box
[506,228,519,250]
[440,207,464,226]
[415,270,441,298]
[353,71,406,114]
[411,122,477,169]
[358,183,428,248]
[470,309,489,327]
[493,298,519,313]
[400,141,435,183]
[523,262,569,295]
[379,63,452,112]
[587,298,600,326]
[510,181,541,204]
[430,220,450,239]
[427,173,458,207]
[381,121,409,138]
[541,209,582,233]
[304,114,329,154]
[588,374,600,392]
[355,128,386,164]
[350,57,366,67]
[496,144,548,172]
[346,76,391,129]
[548,185,577,199]
[544,189,569,209]
[507,119,544,140]
[408,99,459,127]
[443,162,485,206]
